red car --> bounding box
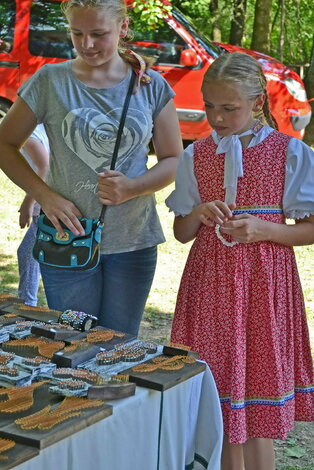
[0,0,311,140]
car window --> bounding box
[0,0,15,53]
[173,9,222,59]
[29,0,75,59]
[128,12,188,66]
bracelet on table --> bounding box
[0,352,15,365]
[23,356,51,366]
[0,365,19,377]
[96,351,121,366]
[58,310,97,332]
[140,342,158,354]
[122,349,146,362]
[58,379,86,391]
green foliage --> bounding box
[132,0,172,30]
[172,0,211,20]
[172,0,313,66]
[269,0,314,64]
[172,0,226,38]
[0,0,15,39]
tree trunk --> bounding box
[251,0,272,54]
[229,0,247,46]
[278,0,285,62]
[210,0,222,42]
[303,34,314,145]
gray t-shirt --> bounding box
[19,61,175,254]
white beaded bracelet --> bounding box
[215,224,238,247]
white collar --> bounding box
[212,121,264,205]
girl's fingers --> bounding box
[206,205,233,224]
[52,215,84,237]
[231,214,249,220]
[221,220,246,231]
[44,207,84,236]
[222,214,252,228]
[199,201,235,226]
[200,215,214,226]
[98,170,122,180]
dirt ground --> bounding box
[138,313,314,470]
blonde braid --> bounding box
[255,71,278,129]
[261,96,278,129]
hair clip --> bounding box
[125,49,152,91]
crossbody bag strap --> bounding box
[99,71,136,223]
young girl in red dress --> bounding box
[166,52,314,470]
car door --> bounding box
[0,0,20,117]
[19,0,75,86]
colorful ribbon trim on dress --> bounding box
[233,204,283,215]
[220,384,314,409]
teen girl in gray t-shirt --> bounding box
[0,0,183,335]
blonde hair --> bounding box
[61,0,153,72]
[61,0,127,22]
[203,52,277,129]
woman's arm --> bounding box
[97,99,183,205]
[221,214,314,246]
[0,98,84,235]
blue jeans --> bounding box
[17,216,40,306]
[40,246,157,336]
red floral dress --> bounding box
[171,131,314,444]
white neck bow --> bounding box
[212,126,259,205]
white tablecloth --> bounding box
[13,364,223,470]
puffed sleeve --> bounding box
[283,137,314,219]
[165,143,201,216]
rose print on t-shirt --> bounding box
[62,107,150,173]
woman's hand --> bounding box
[220,213,269,243]
[197,200,235,226]
[40,191,84,236]
[98,170,135,205]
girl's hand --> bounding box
[19,198,35,228]
[221,213,269,243]
[98,170,135,205]
[173,201,235,243]
[40,192,84,236]
[196,200,235,226]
